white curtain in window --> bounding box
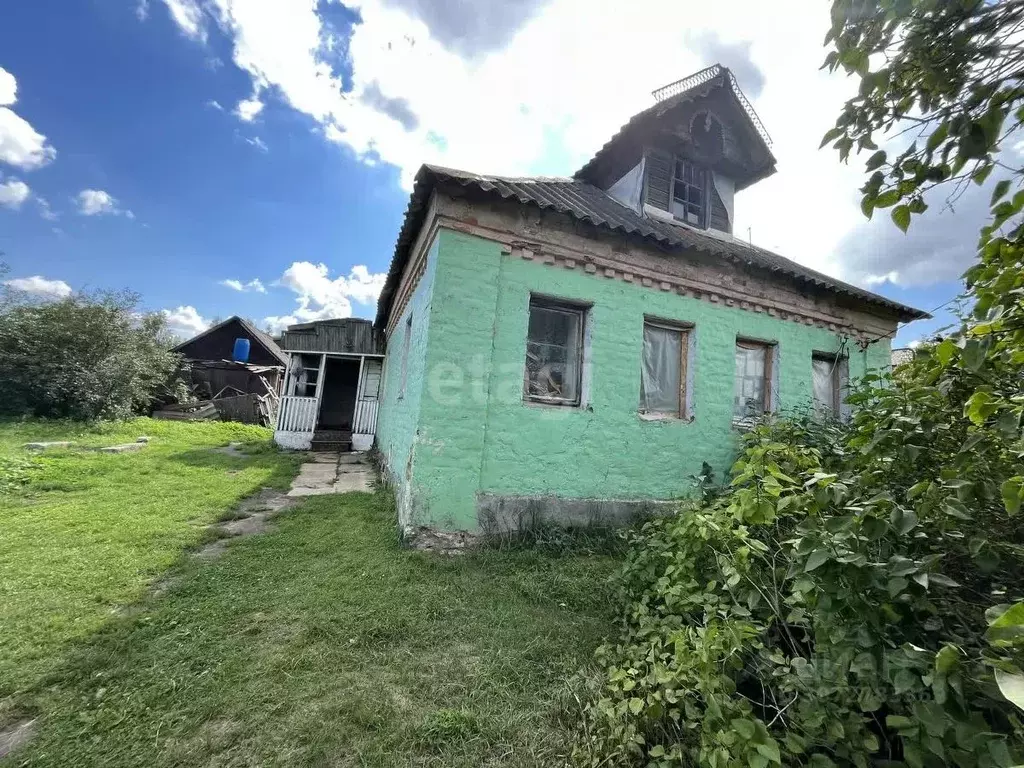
[640,324,681,414]
[734,344,767,419]
[812,357,837,415]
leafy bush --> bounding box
[580,375,1024,767]
[0,288,187,421]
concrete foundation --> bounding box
[476,493,674,534]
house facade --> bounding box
[369,65,926,538]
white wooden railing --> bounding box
[353,400,379,435]
[276,396,318,433]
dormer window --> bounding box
[672,159,707,227]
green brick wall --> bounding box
[379,228,891,533]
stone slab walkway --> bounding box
[287,451,374,497]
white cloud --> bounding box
[75,188,134,218]
[160,0,207,42]
[220,277,266,293]
[262,261,386,332]
[161,305,210,337]
[235,94,264,122]
[207,99,224,111]
[158,0,984,293]
[136,0,150,21]
[240,134,268,152]
[0,68,15,106]
[35,196,57,220]
[4,275,72,299]
[0,67,57,171]
[0,178,30,209]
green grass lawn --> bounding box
[0,418,301,703]
[2,419,621,766]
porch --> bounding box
[275,352,382,451]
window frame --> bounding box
[812,353,847,419]
[670,156,710,229]
[733,338,775,423]
[639,318,692,421]
[522,296,587,408]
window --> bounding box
[523,298,585,406]
[734,340,773,421]
[639,320,690,419]
[812,354,847,418]
[290,354,320,397]
[672,159,707,227]
[399,314,412,397]
[362,359,382,401]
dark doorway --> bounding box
[317,357,361,431]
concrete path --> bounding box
[287,451,374,497]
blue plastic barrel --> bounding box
[232,337,251,363]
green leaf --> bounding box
[935,339,957,365]
[926,121,949,151]
[874,189,901,208]
[964,391,997,425]
[820,126,844,149]
[805,549,830,572]
[991,179,1012,205]
[995,669,1024,711]
[886,714,915,731]
[865,150,887,171]
[898,509,919,535]
[734,719,756,740]
[935,645,959,673]
[892,204,911,232]
[649,744,666,758]
[755,740,781,765]
[628,697,644,715]
[972,163,993,185]
[1002,477,1023,516]
[961,338,988,371]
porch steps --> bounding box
[312,430,352,453]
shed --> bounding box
[174,316,288,368]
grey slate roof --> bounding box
[374,164,927,328]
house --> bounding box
[274,318,385,451]
[171,315,288,424]
[365,64,927,539]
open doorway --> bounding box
[317,357,361,431]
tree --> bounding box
[0,288,188,421]
[579,4,1024,766]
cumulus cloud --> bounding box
[235,93,264,122]
[35,195,57,220]
[379,0,552,59]
[161,305,210,338]
[220,277,266,293]
[157,0,989,292]
[360,81,419,131]
[4,275,72,299]
[688,31,765,99]
[75,189,134,218]
[0,66,57,171]
[0,177,30,209]
[262,261,386,333]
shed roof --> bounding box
[279,318,385,355]
[374,164,928,328]
[173,315,288,367]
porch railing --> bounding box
[276,396,318,433]
[354,400,379,435]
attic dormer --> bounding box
[575,65,776,236]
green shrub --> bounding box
[0,287,187,421]
[580,388,1024,767]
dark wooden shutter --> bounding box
[709,183,731,233]
[644,149,672,212]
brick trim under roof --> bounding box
[374,164,928,330]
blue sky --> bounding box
[0,0,984,346]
